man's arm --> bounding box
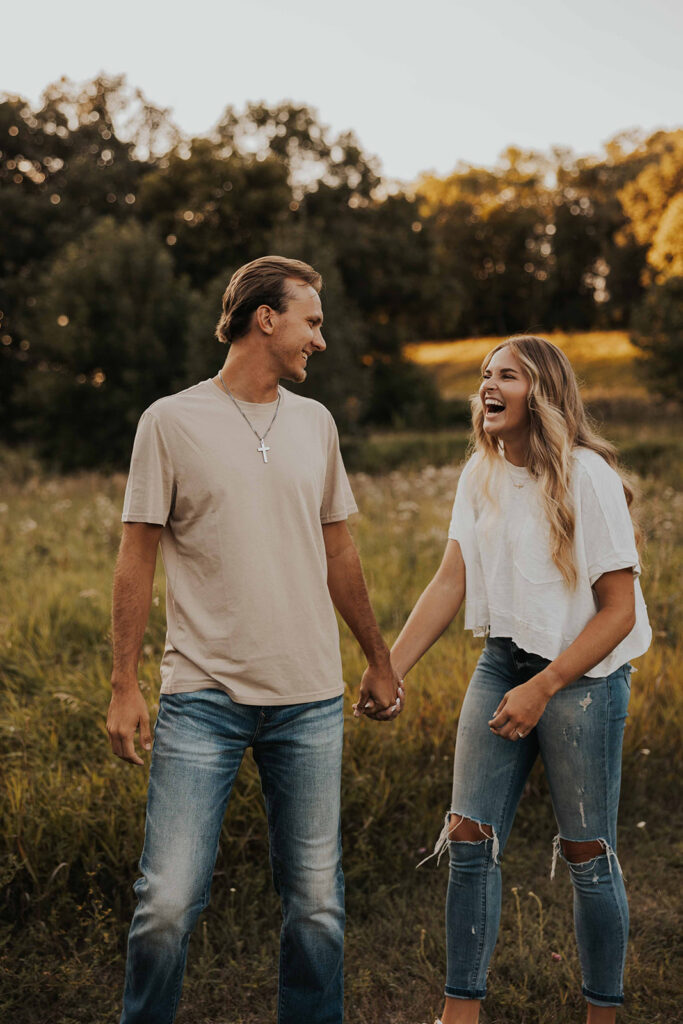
[107,522,163,765]
[322,520,402,721]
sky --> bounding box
[4,0,682,182]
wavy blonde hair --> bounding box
[469,335,638,588]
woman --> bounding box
[358,337,651,1023]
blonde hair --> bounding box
[469,335,638,588]
[215,255,322,344]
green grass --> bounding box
[0,434,681,1023]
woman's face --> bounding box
[479,346,531,443]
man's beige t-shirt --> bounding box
[121,379,358,705]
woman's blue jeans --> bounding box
[119,690,345,1024]
[428,637,631,1008]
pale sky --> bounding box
[4,0,682,182]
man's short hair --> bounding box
[215,255,322,345]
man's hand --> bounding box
[107,683,153,765]
[353,661,405,722]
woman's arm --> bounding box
[390,539,466,680]
[489,567,636,741]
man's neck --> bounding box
[217,353,279,404]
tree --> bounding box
[646,194,683,282]
[21,218,194,468]
[137,139,291,287]
[630,276,683,401]
[0,75,174,440]
[617,130,683,251]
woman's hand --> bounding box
[488,670,559,741]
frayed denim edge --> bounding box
[550,833,624,881]
[417,809,500,869]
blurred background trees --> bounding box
[1,75,680,468]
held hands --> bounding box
[353,660,405,723]
[488,669,560,741]
[107,682,153,765]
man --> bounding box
[107,255,403,1024]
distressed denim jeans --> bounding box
[424,636,631,1008]
[120,690,345,1024]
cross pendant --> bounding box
[257,439,270,463]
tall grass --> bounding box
[0,439,681,1023]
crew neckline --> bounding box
[208,378,282,409]
[504,458,531,479]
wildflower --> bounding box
[636,821,646,829]
[551,952,562,962]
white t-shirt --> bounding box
[448,447,651,677]
[122,379,358,704]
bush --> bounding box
[630,276,683,401]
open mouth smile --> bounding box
[484,397,506,415]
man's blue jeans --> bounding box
[120,690,345,1024]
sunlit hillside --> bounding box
[404,331,647,401]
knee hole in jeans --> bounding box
[448,814,494,842]
[561,838,605,864]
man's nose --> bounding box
[314,330,326,351]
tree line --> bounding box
[1,75,681,468]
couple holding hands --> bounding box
[107,256,650,1024]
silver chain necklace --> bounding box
[218,370,281,463]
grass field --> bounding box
[403,331,648,402]
[1,334,681,1023]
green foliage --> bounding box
[137,139,292,287]
[2,75,682,466]
[21,218,194,468]
[630,277,683,400]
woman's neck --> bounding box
[502,437,529,467]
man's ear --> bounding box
[255,304,276,335]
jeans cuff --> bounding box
[583,986,624,1007]
[444,985,487,1000]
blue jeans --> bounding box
[120,690,345,1024]
[425,637,631,1008]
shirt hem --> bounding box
[465,618,651,678]
[159,679,346,705]
[587,553,641,585]
[321,505,358,523]
[122,512,167,525]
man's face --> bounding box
[269,281,326,383]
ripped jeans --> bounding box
[425,636,631,1008]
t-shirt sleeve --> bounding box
[578,456,640,585]
[448,459,475,543]
[320,412,358,523]
[121,410,176,526]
